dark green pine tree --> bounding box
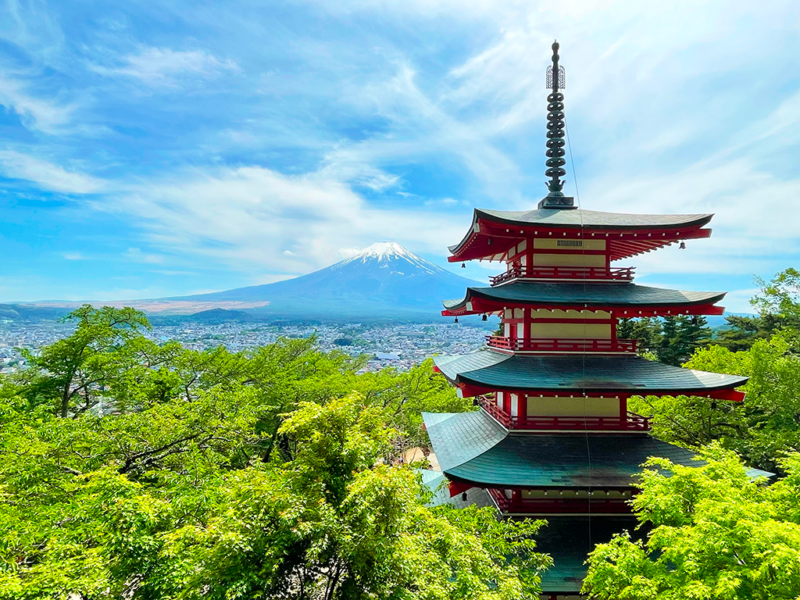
[617,317,662,355]
[714,313,791,352]
[656,316,681,366]
[656,315,711,366]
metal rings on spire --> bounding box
[545,41,566,194]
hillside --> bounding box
[170,242,480,321]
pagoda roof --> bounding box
[422,409,772,488]
[472,207,712,231]
[535,516,641,594]
[442,281,725,316]
[433,351,748,398]
[448,207,713,262]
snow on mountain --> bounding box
[170,242,479,320]
[335,242,440,275]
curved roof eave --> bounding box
[441,283,726,313]
[433,352,749,394]
[448,208,714,257]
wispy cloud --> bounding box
[91,47,238,87]
[0,74,76,134]
[0,0,796,302]
[103,165,465,275]
[0,150,104,194]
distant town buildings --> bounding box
[0,320,490,375]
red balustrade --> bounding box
[481,397,511,428]
[478,397,650,431]
[488,489,631,514]
[485,336,638,354]
[490,265,635,285]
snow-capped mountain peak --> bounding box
[349,242,415,261]
[170,240,479,319]
[337,242,441,275]
[334,242,441,273]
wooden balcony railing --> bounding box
[490,265,635,286]
[485,336,638,354]
[479,397,650,431]
[488,489,631,514]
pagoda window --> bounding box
[503,322,511,337]
[516,322,525,339]
[496,391,504,410]
[534,238,606,251]
[510,394,519,417]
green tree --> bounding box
[15,305,149,417]
[714,314,785,352]
[583,445,800,599]
[629,334,800,473]
[655,315,711,366]
[618,316,711,364]
[752,267,800,323]
[352,358,473,449]
[0,391,550,599]
[617,317,662,355]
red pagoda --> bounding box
[422,42,763,597]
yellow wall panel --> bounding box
[530,309,611,320]
[526,396,619,417]
[530,322,612,339]
[532,253,606,267]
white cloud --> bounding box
[0,150,104,194]
[91,47,238,87]
[0,74,76,134]
[102,165,465,276]
[63,252,87,260]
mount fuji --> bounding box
[170,242,481,321]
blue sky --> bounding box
[0,0,798,312]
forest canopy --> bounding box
[2,269,800,599]
[0,306,550,599]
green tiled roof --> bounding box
[442,281,725,311]
[423,409,506,472]
[434,351,748,394]
[423,410,702,487]
[422,410,772,487]
[535,516,641,594]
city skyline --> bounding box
[1,0,798,312]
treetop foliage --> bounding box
[0,305,549,599]
[583,445,800,599]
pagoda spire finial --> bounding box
[539,40,575,209]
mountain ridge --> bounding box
[168,242,480,320]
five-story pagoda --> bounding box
[423,42,759,598]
